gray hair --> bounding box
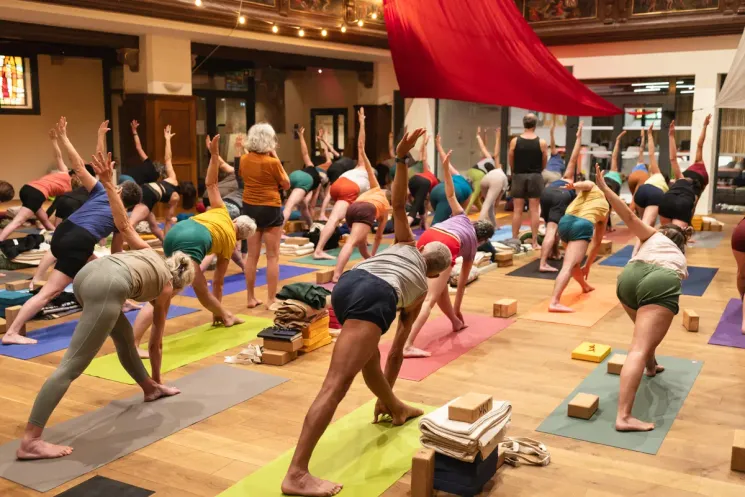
[421,241,451,276]
[246,123,278,154]
[473,220,495,243]
[165,251,196,291]
[234,215,257,240]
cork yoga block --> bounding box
[411,448,435,497]
[448,393,493,424]
[568,393,599,420]
[683,309,699,332]
[493,299,517,318]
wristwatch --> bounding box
[395,156,407,164]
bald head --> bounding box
[523,113,537,130]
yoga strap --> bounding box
[224,345,263,365]
[498,437,551,467]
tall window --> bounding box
[0,54,38,114]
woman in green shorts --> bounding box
[282,126,322,229]
[596,165,691,433]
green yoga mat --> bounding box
[291,244,390,266]
[218,400,433,497]
[537,352,702,454]
[84,315,271,384]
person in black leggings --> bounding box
[406,133,439,229]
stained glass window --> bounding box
[0,55,34,110]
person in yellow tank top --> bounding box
[549,173,609,313]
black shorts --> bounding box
[19,185,46,213]
[659,191,695,224]
[53,196,85,220]
[511,173,544,200]
[243,203,283,229]
[50,220,98,278]
[605,178,621,196]
[327,158,356,184]
[331,269,398,334]
[141,184,162,211]
[346,201,377,228]
[127,158,161,185]
[160,181,180,204]
[634,184,664,209]
[540,188,572,224]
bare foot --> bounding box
[281,470,342,497]
[615,416,654,432]
[17,439,73,460]
[224,313,245,327]
[313,251,336,261]
[390,402,424,426]
[548,303,575,313]
[581,283,596,294]
[122,300,142,313]
[645,364,665,377]
[137,348,150,359]
[246,298,263,309]
[451,318,466,332]
[531,244,540,250]
[264,299,277,310]
[539,264,559,273]
[403,346,431,358]
[2,333,37,345]
[144,383,181,402]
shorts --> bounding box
[605,178,622,196]
[628,170,649,195]
[616,261,681,315]
[511,173,544,200]
[733,217,745,253]
[330,177,360,203]
[141,183,162,211]
[659,191,694,224]
[540,188,572,225]
[50,220,98,278]
[331,269,398,334]
[224,199,241,220]
[542,169,562,185]
[558,214,594,243]
[634,184,664,209]
[289,170,314,193]
[160,181,180,203]
[417,227,460,265]
[346,201,377,228]
[243,203,283,229]
[19,185,46,213]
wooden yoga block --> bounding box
[732,430,745,472]
[0,317,5,334]
[31,281,46,291]
[497,450,506,470]
[711,221,724,232]
[411,448,435,497]
[493,299,517,318]
[262,349,297,366]
[301,335,332,353]
[5,280,29,291]
[448,393,493,424]
[568,393,599,420]
[263,337,303,353]
[572,342,611,363]
[5,305,25,335]
[702,220,711,231]
[316,270,334,284]
[495,251,513,263]
[599,239,613,255]
[284,220,304,234]
[285,237,310,246]
[683,309,699,332]
[607,354,626,375]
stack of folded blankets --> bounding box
[280,237,314,257]
[419,394,511,495]
[273,298,332,355]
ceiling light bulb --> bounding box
[298,29,305,37]
[341,25,347,33]
[195,0,202,6]
[318,69,323,74]
[238,15,246,24]
[357,20,364,27]
[321,29,328,37]
[272,25,279,33]
[371,13,378,19]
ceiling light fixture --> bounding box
[341,25,347,33]
[195,0,202,6]
[634,88,662,93]
[680,90,695,94]
[631,82,668,87]
[272,25,279,33]
[298,29,305,37]
[371,12,378,19]
[357,20,364,27]
[238,15,246,24]
[321,29,328,37]
[318,69,323,74]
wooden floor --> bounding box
[1,212,745,496]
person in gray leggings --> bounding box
[16,152,196,461]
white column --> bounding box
[692,70,717,215]
[404,98,437,169]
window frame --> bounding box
[0,53,40,115]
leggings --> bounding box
[408,175,431,221]
[28,259,149,428]
[479,169,507,226]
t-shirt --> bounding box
[453,175,474,202]
[431,213,477,262]
[340,167,371,193]
[356,187,390,218]
[164,219,212,263]
[565,184,609,224]
[417,171,439,191]
[630,232,688,280]
[240,152,289,207]
[645,173,669,193]
[546,154,566,174]
[191,206,236,260]
[354,243,428,309]
[107,249,172,302]
[28,172,72,199]
[68,182,116,240]
[604,171,622,185]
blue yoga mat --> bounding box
[0,305,199,360]
[683,266,718,297]
[599,245,634,267]
[181,265,317,298]
[490,225,514,242]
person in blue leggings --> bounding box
[430,135,474,224]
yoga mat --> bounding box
[507,256,593,281]
[604,227,635,244]
[682,267,719,297]
[385,228,424,239]
[291,244,390,267]
[57,476,154,497]
[217,399,433,497]
[708,298,745,348]
[521,285,619,328]
[599,245,634,267]
[691,231,724,249]
[537,352,703,454]
[84,315,271,384]
[181,265,316,298]
[0,305,199,361]
[379,314,514,381]
[0,270,30,284]
[0,365,287,492]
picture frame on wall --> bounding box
[631,0,719,16]
[523,0,598,23]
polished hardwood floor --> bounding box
[1,212,744,496]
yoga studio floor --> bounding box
[1,212,745,496]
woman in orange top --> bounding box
[332,108,391,282]
[240,122,290,309]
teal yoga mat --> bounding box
[537,352,703,454]
[291,244,390,267]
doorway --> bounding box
[310,108,348,159]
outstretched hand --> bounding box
[56,116,68,137]
[206,135,220,156]
[668,120,676,137]
[235,134,245,152]
[98,120,110,136]
[131,120,140,134]
[576,121,584,138]
[647,123,654,135]
[443,149,453,169]
[90,151,115,185]
[703,113,712,127]
[164,125,176,140]
[594,164,608,192]
[48,128,57,141]
[396,128,426,158]
[358,107,365,123]
[616,130,627,141]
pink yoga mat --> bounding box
[379,314,514,381]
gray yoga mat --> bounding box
[0,271,30,284]
[537,352,702,454]
[691,231,724,249]
[0,365,287,492]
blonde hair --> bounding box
[421,241,451,275]
[246,123,278,154]
[234,215,257,240]
[165,251,196,290]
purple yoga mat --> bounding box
[708,299,745,348]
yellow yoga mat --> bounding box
[521,285,619,328]
[84,315,271,384]
[217,400,433,497]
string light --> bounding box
[298,29,305,37]
[195,0,202,5]
[321,29,328,37]
[357,20,364,27]
[318,69,323,74]
[341,25,347,33]
[371,13,378,20]
[238,15,246,24]
[272,25,279,33]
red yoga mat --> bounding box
[379,314,514,382]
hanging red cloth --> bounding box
[384,0,621,117]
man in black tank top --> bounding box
[508,113,547,248]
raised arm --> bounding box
[56,117,98,192]
[563,121,583,181]
[668,121,683,180]
[420,132,432,174]
[205,135,225,209]
[91,152,150,250]
[357,108,379,189]
[493,127,502,168]
[437,135,464,217]
[96,120,109,156]
[550,118,557,156]
[596,164,656,242]
[541,139,548,170]
[49,128,68,173]
[131,120,148,161]
[435,134,460,176]
[695,113,711,164]
[388,131,395,159]
[392,129,426,244]
[318,129,339,158]
[508,137,517,176]
[163,125,178,184]
[476,126,491,159]
[647,125,660,175]
[611,130,626,173]
[638,129,646,165]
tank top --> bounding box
[340,167,371,193]
[630,232,688,280]
[107,249,173,302]
[644,173,669,193]
[28,172,72,199]
[354,244,428,309]
[514,136,544,175]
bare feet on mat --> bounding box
[2,333,37,345]
[390,402,424,426]
[313,251,336,261]
[615,416,654,432]
[144,383,181,402]
[137,348,150,359]
[548,303,574,313]
[403,346,431,358]
[281,471,342,497]
[246,298,263,309]
[451,318,466,332]
[645,360,665,377]
[223,313,244,327]
[539,264,558,273]
[16,439,73,460]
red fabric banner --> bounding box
[384,0,621,117]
